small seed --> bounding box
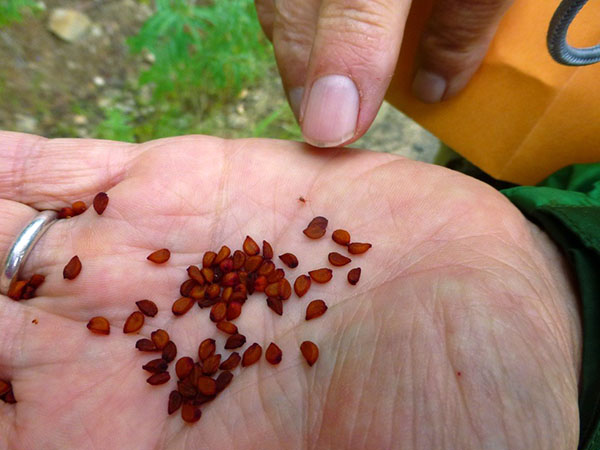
[203,251,217,268]
[123,311,145,333]
[267,268,285,283]
[243,236,260,256]
[136,299,158,317]
[221,272,239,287]
[230,290,247,304]
[294,275,311,298]
[197,297,219,308]
[348,242,372,254]
[226,302,242,321]
[151,329,170,350]
[63,255,82,280]
[266,297,283,316]
[176,357,195,379]
[20,285,36,300]
[332,229,351,246]
[216,321,238,334]
[219,352,241,370]
[347,267,361,285]
[198,338,216,361]
[190,285,206,300]
[87,316,110,335]
[168,391,183,415]
[244,255,263,273]
[0,380,11,397]
[162,341,177,363]
[206,283,221,299]
[216,371,234,393]
[219,258,234,273]
[278,253,298,269]
[200,268,214,283]
[58,207,73,219]
[147,372,170,385]
[262,240,273,259]
[232,250,246,270]
[178,380,198,398]
[258,260,275,276]
[300,341,319,367]
[172,297,195,316]
[309,268,333,283]
[7,280,27,300]
[136,338,157,351]
[28,274,45,288]
[242,343,262,367]
[265,343,282,365]
[222,286,233,302]
[147,248,170,264]
[328,252,351,266]
[224,333,246,349]
[298,196,306,203]
[202,354,221,376]
[92,192,109,215]
[210,302,227,322]
[181,403,202,423]
[71,201,87,215]
[306,300,328,320]
[187,265,205,285]
[214,245,231,265]
[197,376,217,396]
[303,216,328,239]
[253,275,267,293]
[265,282,279,298]
[2,387,16,404]
[279,279,292,300]
[142,358,168,373]
[180,279,196,297]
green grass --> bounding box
[0,0,40,28]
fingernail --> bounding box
[412,69,447,103]
[288,87,304,121]
[301,75,359,147]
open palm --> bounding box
[0,133,581,449]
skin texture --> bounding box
[0,132,581,449]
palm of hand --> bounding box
[0,136,580,449]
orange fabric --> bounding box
[386,0,600,185]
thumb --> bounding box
[412,0,514,103]
[299,0,412,147]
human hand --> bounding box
[255,0,514,147]
[0,132,580,449]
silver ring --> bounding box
[0,210,58,296]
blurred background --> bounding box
[0,0,438,161]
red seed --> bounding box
[200,268,214,283]
[226,302,242,321]
[243,236,260,256]
[348,242,372,255]
[216,321,238,334]
[180,279,196,297]
[197,297,219,308]
[190,285,206,300]
[123,311,144,333]
[7,280,27,300]
[242,343,262,367]
[279,279,292,300]
[28,274,45,288]
[87,316,110,335]
[71,201,87,216]
[266,297,283,316]
[306,300,328,320]
[262,240,273,260]
[300,341,319,366]
[203,251,217,268]
[265,343,282,365]
[197,376,217,396]
[332,229,351,246]
[265,282,279,298]
[58,207,74,219]
[168,391,183,415]
[230,290,247,304]
[258,260,275,276]
[178,379,198,398]
[2,387,16,404]
[215,371,234,393]
[222,286,233,302]
[136,338,157,351]
[63,255,82,280]
[224,333,246,349]
[93,192,109,215]
[147,248,170,264]
[187,265,205,285]
[303,216,328,239]
[20,285,36,300]
[347,267,361,285]
[278,253,298,269]
[206,283,220,299]
[219,258,234,273]
[267,268,285,283]
[209,302,227,322]
[202,354,221,376]
[214,245,231,265]
[221,272,239,287]
[309,268,333,283]
[172,297,195,316]
[151,329,170,350]
[162,341,177,362]
[328,252,352,266]
[181,403,202,423]
[136,299,158,317]
[0,380,11,397]
[176,357,195,379]
[294,275,311,298]
[253,275,267,292]
[244,255,263,273]
[232,250,246,270]
[298,196,306,203]
[219,352,241,370]
[142,358,168,373]
[147,372,170,385]
[198,338,216,361]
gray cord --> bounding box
[547,0,600,66]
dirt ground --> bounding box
[0,0,439,162]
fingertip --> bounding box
[411,69,447,103]
[288,87,304,121]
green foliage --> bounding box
[95,108,136,143]
[0,0,40,27]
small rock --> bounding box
[93,76,105,87]
[143,51,155,64]
[73,115,87,125]
[15,114,38,133]
[48,9,91,42]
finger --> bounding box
[411,0,514,103]
[0,132,144,208]
[255,0,275,41]
[299,0,412,147]
[270,0,321,119]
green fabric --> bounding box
[501,163,600,450]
